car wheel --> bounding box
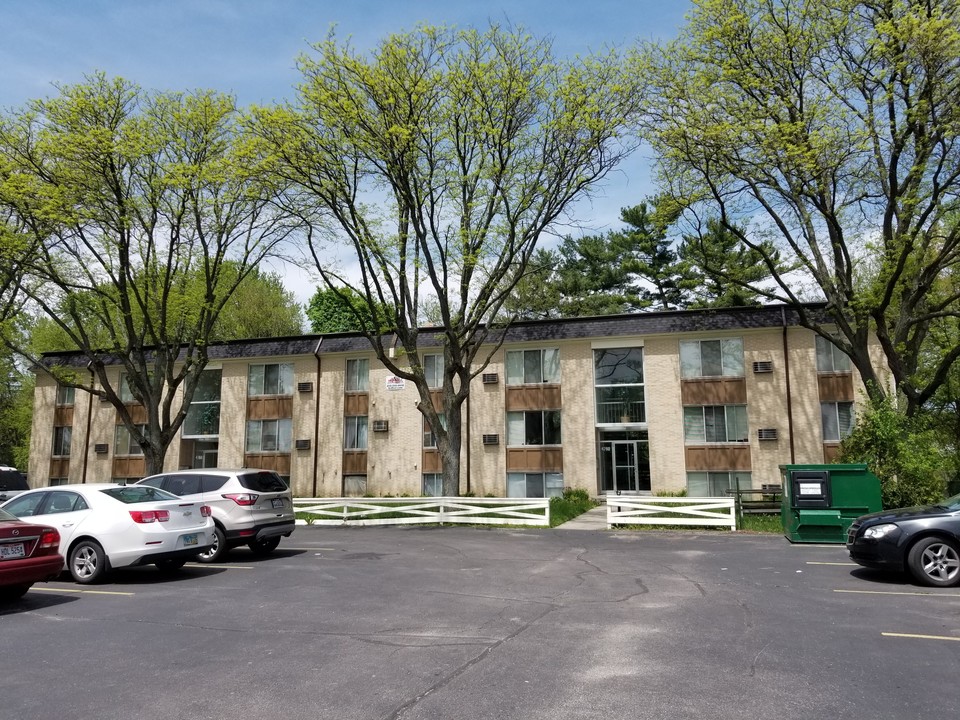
[0,583,31,602]
[248,536,282,556]
[195,526,226,563]
[69,540,107,584]
[907,536,960,587]
[155,558,187,573]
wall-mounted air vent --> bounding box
[482,373,499,384]
[297,381,314,393]
[94,443,109,454]
[372,420,389,433]
[757,428,779,441]
[753,361,774,373]
[295,438,311,450]
[482,434,499,445]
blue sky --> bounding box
[0,0,693,300]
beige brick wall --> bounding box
[645,336,685,493]
[556,340,597,494]
[467,350,506,497]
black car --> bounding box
[846,494,960,587]
[0,467,29,503]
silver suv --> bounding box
[137,469,295,563]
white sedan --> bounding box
[0,483,214,584]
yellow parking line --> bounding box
[834,589,960,598]
[807,561,857,566]
[883,632,960,642]
[184,563,254,569]
[32,587,135,596]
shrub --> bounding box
[550,488,597,527]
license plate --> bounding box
[0,543,25,559]
[182,533,198,547]
[271,498,284,509]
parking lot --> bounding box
[3,525,959,720]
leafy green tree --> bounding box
[249,25,644,494]
[306,285,391,333]
[212,265,304,340]
[838,397,948,508]
[0,74,293,475]
[642,0,960,414]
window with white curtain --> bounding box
[248,363,294,396]
[815,336,851,373]
[506,410,562,446]
[679,339,744,378]
[345,358,369,392]
[505,349,560,385]
[683,405,749,443]
[344,416,368,450]
[821,402,854,442]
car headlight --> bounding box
[863,523,898,539]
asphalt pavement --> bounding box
[2,525,958,720]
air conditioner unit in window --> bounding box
[295,438,311,450]
[757,428,779,441]
[297,381,314,393]
[481,373,499,384]
[94,443,109,454]
[372,420,389,433]
[482,434,499,445]
[753,361,774,373]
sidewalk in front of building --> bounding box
[555,503,608,530]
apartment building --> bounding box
[28,304,882,498]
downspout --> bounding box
[312,338,323,498]
[81,363,95,484]
[465,391,471,496]
[781,307,796,463]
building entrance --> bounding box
[598,430,650,494]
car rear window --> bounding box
[238,471,288,493]
[0,469,28,492]
[101,486,178,504]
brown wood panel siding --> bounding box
[684,445,752,471]
[117,404,148,424]
[246,396,295,420]
[505,447,564,471]
[504,386,562,411]
[53,407,74,426]
[680,378,748,405]
[243,454,292,475]
[343,394,369,416]
[430,391,443,412]
[822,443,841,463]
[817,374,854,402]
[49,458,70,478]
[422,450,442,473]
[342,451,368,474]
[112,457,146,478]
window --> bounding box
[248,363,294,397]
[821,402,854,442]
[424,354,444,389]
[345,358,369,392]
[56,384,75,406]
[344,475,367,496]
[679,338,744,378]
[49,478,68,487]
[422,473,443,497]
[114,425,147,456]
[683,406,749,443]
[815,335,851,373]
[183,369,221,437]
[246,419,292,453]
[594,348,645,423]
[53,426,72,457]
[506,472,564,498]
[423,414,446,448]
[119,373,140,403]
[344,416,368,450]
[45,491,87,514]
[687,471,752,497]
[507,410,562,446]
[505,348,560,385]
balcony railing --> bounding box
[596,400,645,424]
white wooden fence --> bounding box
[293,497,551,527]
[606,496,737,530]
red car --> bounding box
[0,506,63,601]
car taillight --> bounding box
[38,528,60,552]
[200,505,212,517]
[222,493,258,506]
[129,509,170,523]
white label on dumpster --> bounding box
[799,482,823,496]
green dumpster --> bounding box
[780,464,882,543]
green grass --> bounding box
[736,513,783,533]
[549,489,599,527]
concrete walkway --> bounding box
[555,503,608,530]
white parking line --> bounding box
[834,589,960,598]
[807,561,857,566]
[183,563,254,570]
[31,586,135,596]
[883,632,960,642]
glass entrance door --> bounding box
[598,430,651,494]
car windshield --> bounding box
[940,493,960,511]
[101,486,178,504]
[0,507,17,522]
